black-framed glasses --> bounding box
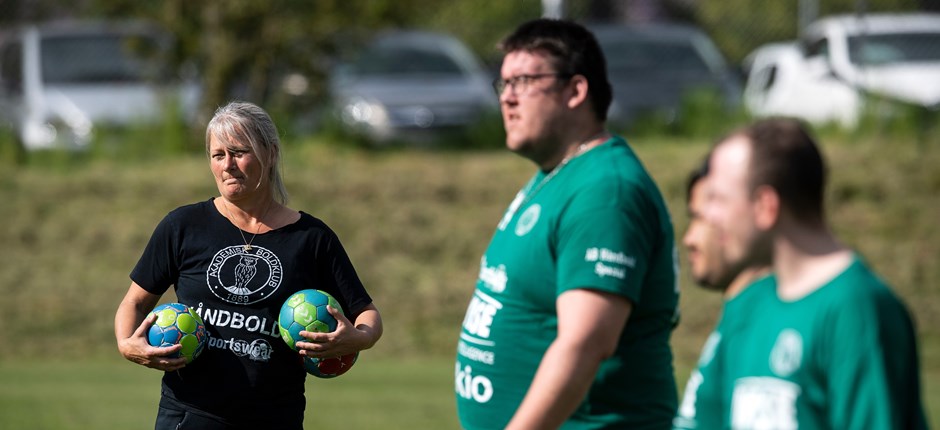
[492,73,573,96]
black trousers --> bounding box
[155,405,238,430]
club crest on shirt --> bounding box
[207,245,283,305]
[515,204,541,236]
[770,329,803,377]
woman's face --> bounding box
[208,133,265,201]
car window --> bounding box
[803,37,830,59]
[351,46,465,77]
[1,41,23,94]
[752,64,778,92]
[40,33,164,84]
[602,38,711,75]
[848,32,940,65]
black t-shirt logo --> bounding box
[207,245,283,305]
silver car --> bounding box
[328,30,496,144]
[590,22,742,129]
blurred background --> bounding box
[2,0,939,152]
[1,0,939,428]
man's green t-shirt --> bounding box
[455,136,679,429]
[722,257,927,429]
[673,275,774,430]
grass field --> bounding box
[1,357,937,429]
[0,129,938,427]
[0,355,459,429]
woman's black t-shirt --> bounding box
[131,198,372,428]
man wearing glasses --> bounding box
[455,19,679,429]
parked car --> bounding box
[0,20,200,151]
[743,41,862,127]
[589,22,742,129]
[743,12,940,128]
[327,30,496,144]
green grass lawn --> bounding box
[0,355,460,430]
[1,131,938,427]
[1,354,936,429]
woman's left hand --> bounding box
[295,305,364,359]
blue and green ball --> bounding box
[278,289,343,351]
[279,289,359,378]
[147,303,208,363]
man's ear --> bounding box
[753,185,780,230]
[566,75,590,110]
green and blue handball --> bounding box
[278,289,359,378]
[147,303,208,363]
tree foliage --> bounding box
[3,0,929,133]
[81,0,438,124]
[64,0,541,130]
[695,0,929,63]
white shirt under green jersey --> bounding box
[455,136,680,429]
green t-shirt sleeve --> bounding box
[555,180,656,303]
[824,291,902,429]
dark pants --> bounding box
[155,405,238,430]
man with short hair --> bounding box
[673,158,770,430]
[682,157,769,296]
[454,18,679,429]
[703,118,927,428]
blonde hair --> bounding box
[205,101,289,204]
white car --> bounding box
[0,20,200,151]
[743,12,940,128]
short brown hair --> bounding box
[738,118,826,223]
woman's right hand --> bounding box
[117,312,188,372]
